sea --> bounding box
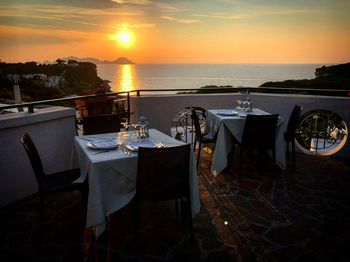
[96,64,327,93]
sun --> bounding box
[112,30,134,48]
[117,32,131,45]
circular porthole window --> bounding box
[295,110,348,156]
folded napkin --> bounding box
[128,140,156,150]
[238,109,270,117]
[216,109,238,116]
[90,139,118,149]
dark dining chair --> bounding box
[20,132,88,241]
[190,107,216,171]
[75,96,115,118]
[133,144,194,241]
[82,113,122,135]
[172,106,206,144]
[234,114,279,181]
[284,105,302,170]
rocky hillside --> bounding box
[0,61,106,102]
[260,62,350,92]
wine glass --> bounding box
[121,122,130,133]
[235,99,242,111]
[246,98,252,112]
[240,99,246,112]
[117,122,130,143]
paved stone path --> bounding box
[199,148,350,261]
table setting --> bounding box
[74,123,200,236]
[79,133,164,155]
[214,108,268,118]
[76,115,167,156]
[206,107,286,176]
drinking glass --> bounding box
[242,99,248,112]
[236,99,242,111]
[117,130,129,144]
[246,98,252,112]
[121,122,129,133]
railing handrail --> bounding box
[1,86,349,113]
[128,86,350,94]
[127,87,350,97]
[0,91,129,111]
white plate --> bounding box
[86,139,119,150]
[126,140,157,151]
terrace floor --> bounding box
[1,149,350,262]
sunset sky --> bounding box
[0,0,349,64]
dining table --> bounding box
[206,108,286,176]
[74,128,200,236]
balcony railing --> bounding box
[1,86,349,114]
[1,86,349,157]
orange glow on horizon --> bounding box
[0,0,349,64]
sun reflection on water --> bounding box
[114,64,138,92]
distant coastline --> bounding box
[178,62,350,96]
[61,56,133,65]
[259,62,350,91]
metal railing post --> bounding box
[127,92,131,124]
[28,105,34,113]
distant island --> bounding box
[61,56,134,65]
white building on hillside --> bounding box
[47,76,65,87]
[22,74,47,80]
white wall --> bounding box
[0,107,77,206]
[130,93,350,158]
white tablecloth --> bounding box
[207,109,286,176]
[74,129,200,236]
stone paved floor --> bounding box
[199,148,350,262]
[1,149,350,261]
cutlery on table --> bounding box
[79,137,114,142]
[157,142,165,148]
[120,144,131,155]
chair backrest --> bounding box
[82,113,122,135]
[242,114,279,150]
[20,133,45,185]
[75,97,115,118]
[86,97,114,116]
[190,107,207,142]
[191,109,202,142]
[136,144,191,201]
[114,98,128,120]
[286,105,302,138]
